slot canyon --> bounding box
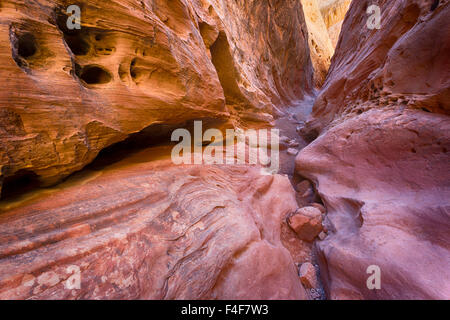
[0,0,448,300]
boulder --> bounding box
[288,206,323,242]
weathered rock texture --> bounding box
[0,153,306,299]
[297,0,450,299]
[0,0,314,194]
[318,0,351,47]
[301,0,334,87]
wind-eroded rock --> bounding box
[297,0,450,299]
[0,153,306,299]
[318,0,351,47]
[0,0,314,194]
[301,0,334,86]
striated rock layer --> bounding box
[301,0,334,87]
[0,149,306,300]
[297,0,450,299]
[0,0,314,194]
[318,0,351,47]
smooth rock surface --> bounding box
[0,149,306,300]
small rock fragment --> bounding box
[299,262,318,289]
[288,206,323,242]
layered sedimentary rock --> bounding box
[0,0,314,194]
[297,0,450,299]
[0,151,306,299]
[301,0,334,87]
[318,0,351,47]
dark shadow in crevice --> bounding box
[10,30,38,70]
[78,65,112,84]
[86,118,227,170]
[0,118,227,202]
[209,31,250,106]
[54,7,91,56]
[1,170,41,200]
[431,0,440,11]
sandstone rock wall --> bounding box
[318,0,351,47]
[301,0,335,87]
[297,0,450,299]
[0,0,314,195]
[0,156,306,299]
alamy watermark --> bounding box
[367,5,381,30]
[366,265,381,290]
[65,265,81,290]
[66,5,81,30]
[171,121,280,175]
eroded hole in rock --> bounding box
[54,9,117,57]
[10,31,38,69]
[130,58,145,82]
[17,33,37,58]
[86,118,225,169]
[1,170,40,200]
[431,0,440,11]
[78,65,112,85]
[64,34,90,56]
[55,9,89,56]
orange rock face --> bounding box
[0,0,314,193]
[301,0,334,87]
[318,0,351,47]
[0,151,306,299]
[297,0,450,299]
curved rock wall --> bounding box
[0,0,314,194]
[319,0,351,47]
[297,0,450,299]
[301,0,335,87]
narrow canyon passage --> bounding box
[0,94,323,300]
[0,0,449,301]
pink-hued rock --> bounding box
[299,262,318,289]
[297,180,314,197]
[297,0,450,300]
[0,152,307,300]
[288,207,323,242]
[311,203,326,214]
